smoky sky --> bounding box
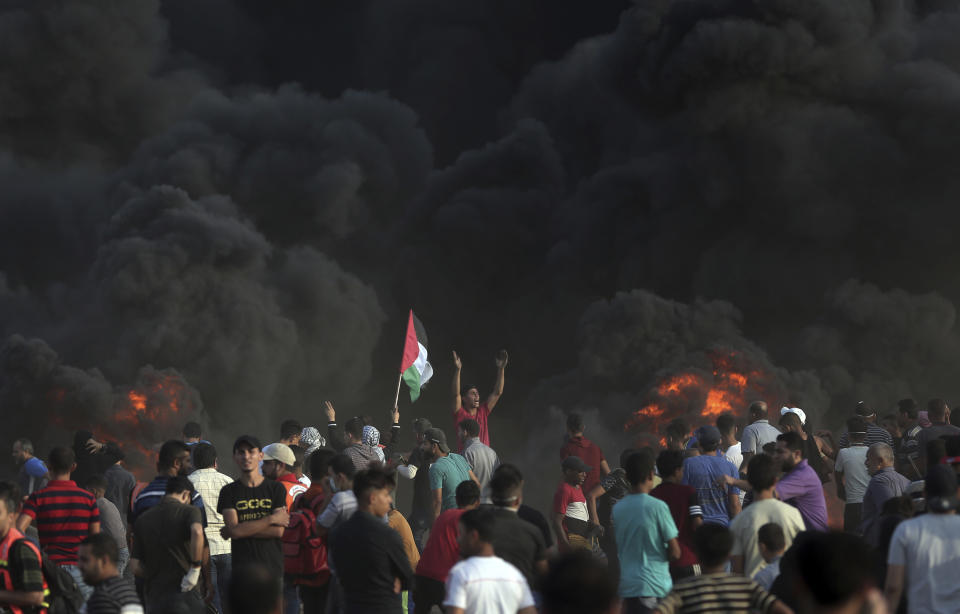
[3,0,960,470]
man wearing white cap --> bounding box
[262,443,307,512]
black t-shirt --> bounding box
[489,507,547,589]
[132,500,202,599]
[217,479,287,574]
[86,575,141,614]
[518,504,554,549]
[408,448,434,526]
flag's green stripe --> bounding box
[403,363,421,402]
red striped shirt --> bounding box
[22,480,100,564]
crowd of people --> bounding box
[2,350,960,614]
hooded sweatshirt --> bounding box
[344,443,383,474]
[559,436,606,495]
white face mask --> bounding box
[327,476,338,493]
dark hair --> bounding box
[926,438,947,468]
[353,467,395,504]
[897,398,917,419]
[846,417,868,438]
[280,419,302,440]
[158,440,190,471]
[541,550,618,614]
[490,464,523,506]
[165,476,194,496]
[716,413,736,436]
[625,449,655,487]
[795,532,875,606]
[182,421,202,438]
[0,482,21,515]
[459,507,496,543]
[761,441,777,455]
[777,431,805,457]
[83,474,107,493]
[655,450,684,479]
[944,435,960,458]
[289,444,305,470]
[344,417,364,440]
[747,454,779,492]
[665,418,689,440]
[757,522,786,553]
[308,449,336,480]
[566,413,585,433]
[928,398,949,420]
[455,480,481,507]
[14,438,33,454]
[230,563,281,614]
[80,533,119,564]
[618,449,637,468]
[459,419,480,438]
[693,523,734,568]
[329,454,356,479]
[461,384,478,397]
[48,446,76,474]
[748,401,767,419]
[779,412,802,430]
[192,443,217,470]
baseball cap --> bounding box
[424,428,450,453]
[696,425,722,447]
[925,464,959,512]
[233,435,262,453]
[855,401,875,418]
[262,443,295,467]
[562,455,592,473]
[780,406,807,425]
[412,418,433,434]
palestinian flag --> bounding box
[400,310,433,402]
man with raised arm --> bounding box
[452,350,508,451]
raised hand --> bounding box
[495,349,509,369]
[453,350,462,370]
[323,400,336,422]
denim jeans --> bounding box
[210,554,232,614]
[60,563,94,601]
[283,575,300,614]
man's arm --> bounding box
[599,459,611,477]
[666,537,681,561]
[0,589,44,608]
[468,469,481,488]
[452,351,463,413]
[324,401,347,452]
[130,559,144,578]
[731,554,745,574]
[432,488,442,521]
[15,515,31,532]
[884,564,905,612]
[586,482,606,526]
[189,522,204,565]
[89,521,100,535]
[727,492,741,518]
[221,508,287,540]
[552,513,570,550]
[739,451,754,475]
[486,350,508,412]
[717,474,751,491]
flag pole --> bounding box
[393,371,403,409]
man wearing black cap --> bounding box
[681,425,741,527]
[421,428,479,521]
[553,456,594,552]
[218,436,289,580]
[884,464,960,612]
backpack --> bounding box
[13,540,84,614]
[281,495,330,583]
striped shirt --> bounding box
[131,475,207,527]
[86,575,142,614]
[838,423,894,449]
[188,468,233,556]
[22,480,100,565]
[655,573,778,614]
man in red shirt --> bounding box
[412,481,480,614]
[552,456,592,553]
[451,349,508,451]
[560,413,610,496]
[651,449,703,581]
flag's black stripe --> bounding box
[412,312,428,349]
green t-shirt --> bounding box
[612,493,678,598]
[428,454,472,511]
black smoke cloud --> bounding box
[4,0,960,472]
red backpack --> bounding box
[282,494,330,584]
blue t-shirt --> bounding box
[612,493,678,598]
[682,455,740,527]
[429,454,472,511]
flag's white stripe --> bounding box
[414,342,433,386]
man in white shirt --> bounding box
[188,443,233,614]
[445,508,536,614]
[833,417,871,533]
[885,464,960,613]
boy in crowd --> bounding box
[655,524,790,614]
[752,523,785,591]
[650,450,703,581]
[552,456,592,552]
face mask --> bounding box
[327,476,338,493]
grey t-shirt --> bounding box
[97,497,127,551]
[741,420,781,455]
[463,439,500,504]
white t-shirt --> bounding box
[888,513,960,614]
[834,445,870,503]
[729,498,805,577]
[444,555,534,614]
[724,442,745,504]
